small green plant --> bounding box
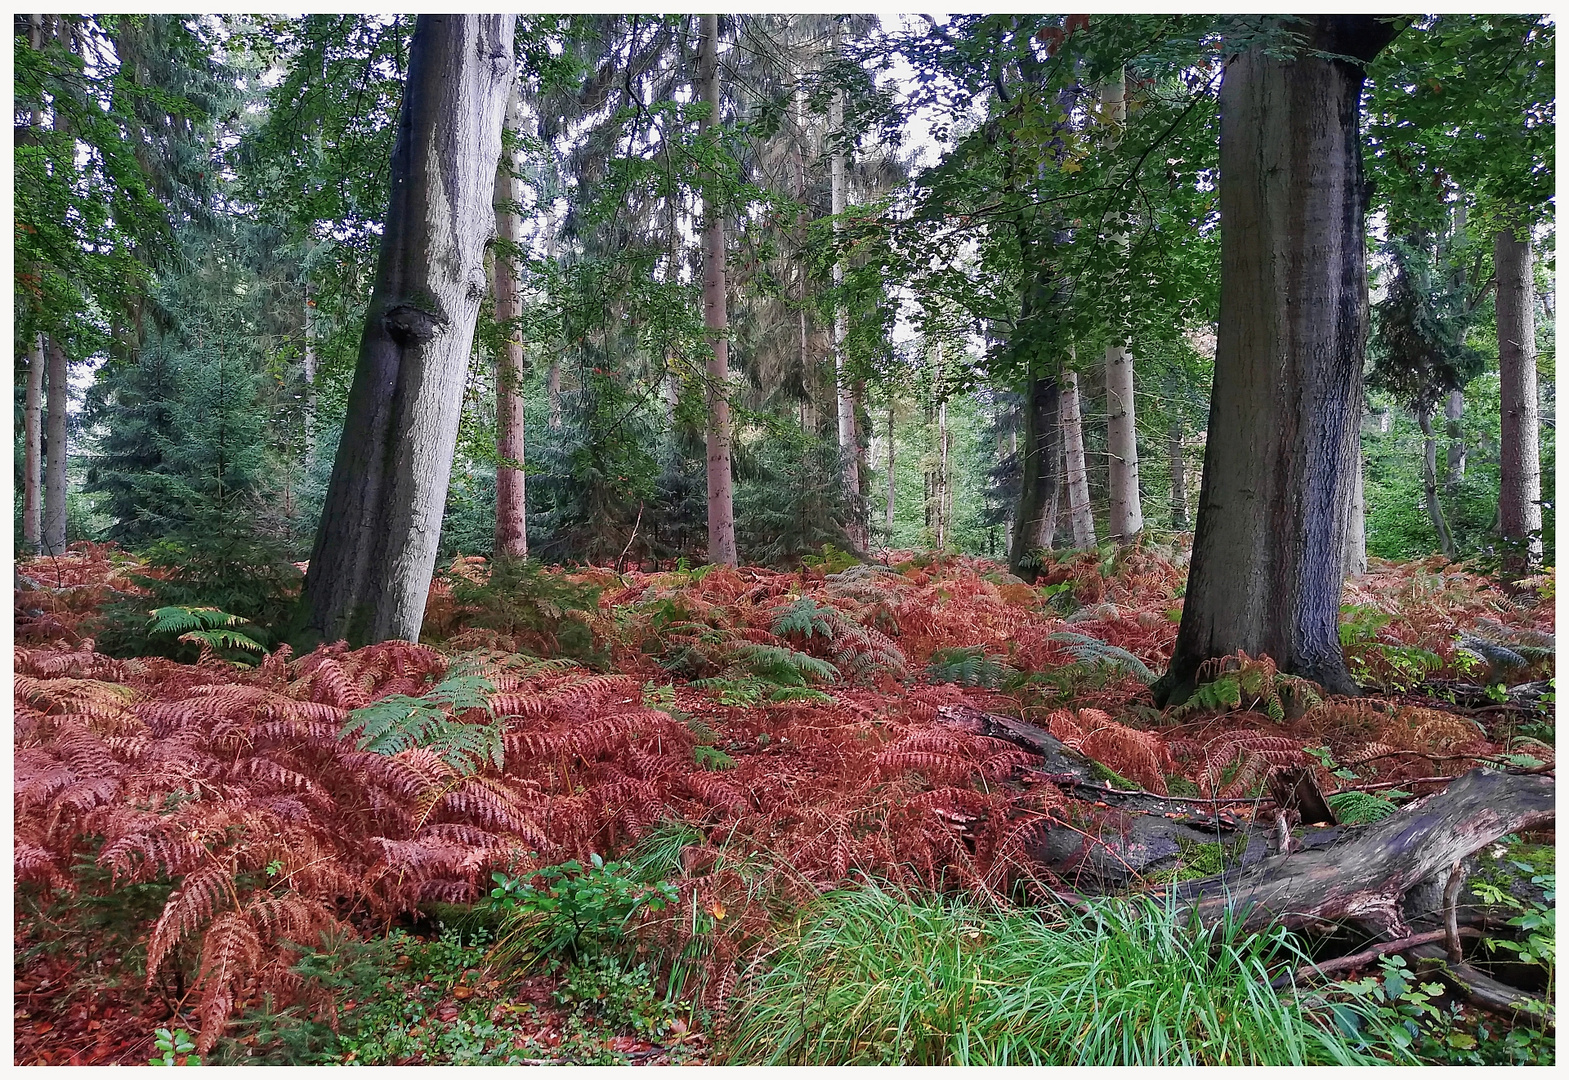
[1326,790,1407,825]
[927,645,1013,688]
[489,855,678,963]
[149,1027,200,1066]
[770,596,836,641]
[444,555,603,662]
[803,543,859,575]
[339,671,502,774]
[693,745,736,771]
[1047,631,1156,684]
[148,605,267,658]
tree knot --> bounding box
[382,304,447,347]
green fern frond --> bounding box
[178,628,266,654]
[1168,674,1243,719]
[693,745,736,771]
[771,597,836,641]
[1047,631,1156,684]
[729,643,838,685]
[927,646,1013,688]
[1326,790,1404,825]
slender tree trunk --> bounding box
[1101,70,1143,543]
[303,284,317,467]
[1061,367,1096,548]
[1168,370,1189,530]
[23,334,44,553]
[43,335,69,555]
[1443,389,1465,487]
[885,404,896,541]
[830,25,860,543]
[1495,223,1541,572]
[301,14,515,646]
[493,85,528,559]
[1154,17,1394,706]
[545,231,563,431]
[1418,409,1456,558]
[697,13,737,567]
[1344,435,1367,578]
[937,398,949,550]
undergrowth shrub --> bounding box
[723,883,1389,1066]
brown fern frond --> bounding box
[146,861,236,986]
[15,839,67,888]
[1218,752,1274,800]
[192,912,265,1054]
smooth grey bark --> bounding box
[493,85,528,560]
[1418,409,1456,558]
[43,335,68,555]
[1061,368,1096,548]
[1344,435,1367,578]
[1100,71,1143,543]
[1494,224,1542,572]
[885,404,896,540]
[302,14,515,647]
[1154,17,1394,706]
[1167,371,1189,530]
[1443,389,1465,487]
[698,13,737,567]
[23,334,44,553]
[829,25,861,545]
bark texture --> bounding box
[1495,225,1542,571]
[1061,369,1096,548]
[1105,344,1142,540]
[43,335,69,555]
[493,86,528,559]
[1155,18,1394,705]
[23,334,44,553]
[302,14,515,646]
[1007,371,1062,579]
[698,13,737,567]
[1443,389,1465,486]
[829,30,860,546]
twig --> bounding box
[1443,861,1465,963]
[1270,927,1482,989]
[616,502,644,573]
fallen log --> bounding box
[1171,768,1554,938]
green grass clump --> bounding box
[723,883,1387,1066]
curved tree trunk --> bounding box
[43,335,68,556]
[1418,408,1456,558]
[302,14,515,647]
[1495,224,1541,573]
[1443,389,1465,488]
[698,13,737,567]
[1061,368,1096,548]
[1154,18,1394,706]
[23,334,44,553]
[493,85,528,560]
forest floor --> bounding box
[13,540,1556,1065]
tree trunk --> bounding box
[544,230,563,431]
[1007,370,1061,579]
[1344,435,1367,578]
[301,14,515,647]
[1154,19,1393,706]
[1418,409,1456,558]
[1100,71,1143,543]
[886,404,896,541]
[1061,368,1096,548]
[493,85,528,560]
[23,334,44,553]
[697,13,737,567]
[43,335,68,555]
[1443,389,1465,487]
[830,26,860,545]
[1168,396,1188,530]
[303,284,318,467]
[1495,224,1541,573]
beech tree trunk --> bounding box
[697,13,737,567]
[1443,389,1465,487]
[1154,17,1394,706]
[301,14,515,647]
[1007,369,1061,579]
[493,86,528,560]
[1495,224,1542,572]
[23,334,44,553]
[1167,379,1188,530]
[1418,409,1456,558]
[43,335,68,555]
[885,404,896,541]
[1101,72,1143,544]
[1061,368,1096,548]
[830,36,861,547]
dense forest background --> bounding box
[15,14,1553,593]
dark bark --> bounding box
[1008,369,1061,580]
[43,335,68,555]
[1154,17,1395,706]
[301,15,515,646]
